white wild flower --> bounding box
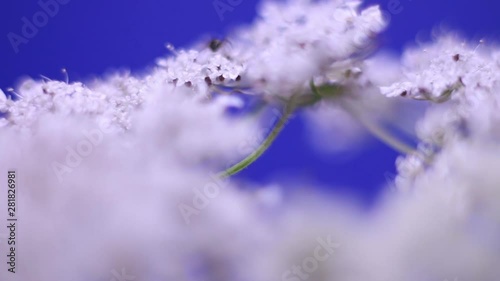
[381,36,500,102]
[1,0,500,281]
[232,0,386,97]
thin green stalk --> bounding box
[341,100,416,155]
[218,102,295,178]
[309,80,415,155]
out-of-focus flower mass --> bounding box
[0,0,499,280]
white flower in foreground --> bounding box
[382,140,500,280]
[0,83,259,281]
[246,176,500,281]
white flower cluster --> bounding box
[0,79,260,281]
[235,0,386,96]
[384,36,500,279]
[0,74,146,131]
[154,47,246,94]
[389,36,500,184]
[381,36,500,101]
[1,1,500,281]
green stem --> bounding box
[218,102,295,178]
[341,100,416,155]
[309,80,415,155]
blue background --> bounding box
[1,0,499,205]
